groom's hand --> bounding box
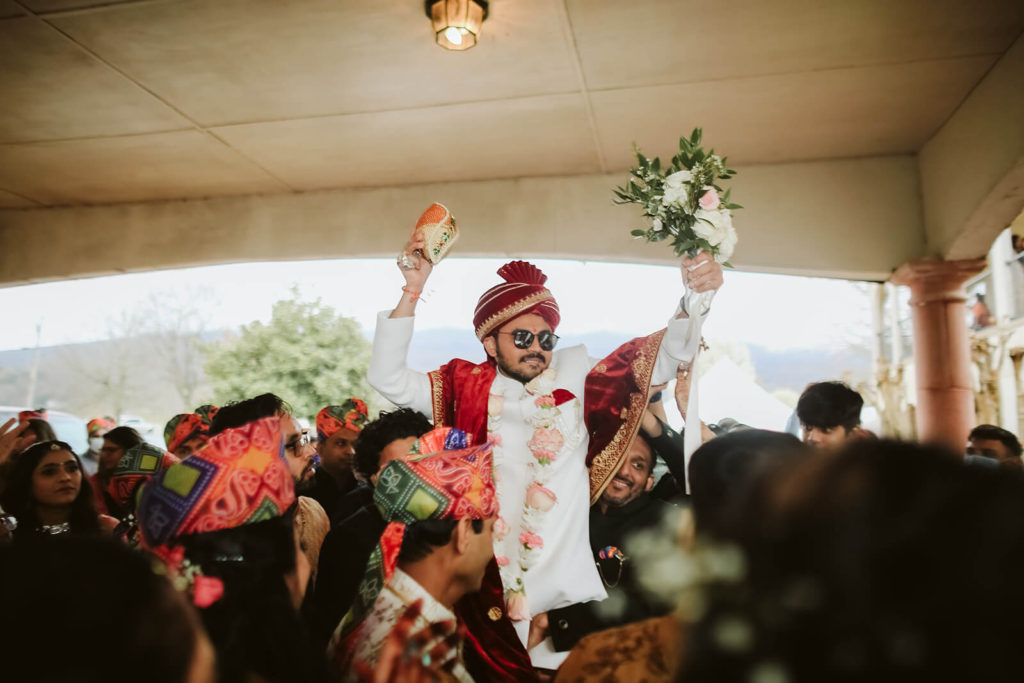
[681,251,723,293]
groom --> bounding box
[367,231,723,677]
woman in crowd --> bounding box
[138,415,327,683]
[0,439,116,540]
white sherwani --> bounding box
[367,309,704,667]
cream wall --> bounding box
[0,155,923,286]
[921,33,1024,260]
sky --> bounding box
[0,258,873,352]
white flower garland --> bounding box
[487,367,583,620]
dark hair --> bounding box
[795,381,863,432]
[210,393,291,436]
[679,439,1024,682]
[687,429,805,539]
[1,441,101,539]
[354,408,433,478]
[969,424,1022,458]
[398,517,484,564]
[104,425,144,451]
[633,431,658,471]
[25,418,57,444]
[0,537,201,683]
[179,507,325,683]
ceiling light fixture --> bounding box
[426,0,488,51]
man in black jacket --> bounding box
[539,418,683,652]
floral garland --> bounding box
[487,367,581,621]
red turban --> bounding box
[473,261,560,340]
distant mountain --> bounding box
[0,328,874,421]
[404,328,873,392]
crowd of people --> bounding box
[0,246,1022,683]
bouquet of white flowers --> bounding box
[614,129,740,265]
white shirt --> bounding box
[366,308,704,668]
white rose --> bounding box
[716,223,738,262]
[652,217,664,232]
[693,208,733,247]
[662,184,688,207]
[665,170,693,188]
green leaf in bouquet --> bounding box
[630,229,646,237]
[724,203,743,210]
[690,128,702,146]
[651,156,660,173]
[722,261,734,268]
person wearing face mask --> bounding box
[83,416,116,477]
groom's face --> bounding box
[483,313,553,384]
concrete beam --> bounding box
[0,155,923,287]
[920,32,1024,260]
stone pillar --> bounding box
[890,258,987,450]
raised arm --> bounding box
[652,251,723,384]
[389,231,433,319]
[367,232,435,415]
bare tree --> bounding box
[138,287,213,410]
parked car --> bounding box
[0,406,89,457]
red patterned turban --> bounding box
[316,398,369,442]
[87,417,116,437]
[337,427,497,637]
[137,416,294,549]
[19,410,47,423]
[107,443,179,513]
[164,413,207,454]
[473,261,560,340]
[193,404,219,428]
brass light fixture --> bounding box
[426,0,489,51]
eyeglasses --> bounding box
[285,431,315,453]
[498,329,559,351]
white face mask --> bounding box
[88,437,104,451]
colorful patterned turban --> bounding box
[473,261,560,340]
[316,398,369,442]
[193,405,219,428]
[137,416,295,549]
[87,417,116,436]
[19,410,47,423]
[108,443,180,513]
[338,427,497,636]
[164,413,207,454]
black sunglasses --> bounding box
[499,329,559,351]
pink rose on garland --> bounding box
[525,483,557,511]
[529,428,564,465]
[496,555,510,567]
[494,516,509,540]
[534,395,555,408]
[507,591,531,621]
[520,532,544,550]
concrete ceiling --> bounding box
[1,0,1022,207]
[1,0,1023,287]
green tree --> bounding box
[204,293,371,419]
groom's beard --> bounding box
[495,346,549,384]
